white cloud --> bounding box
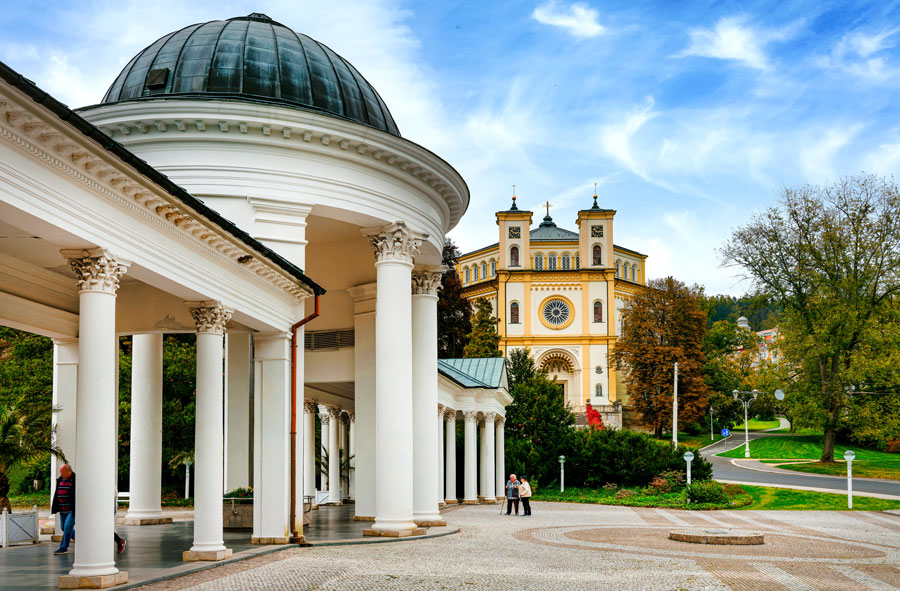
[598,96,658,180]
[799,125,863,183]
[863,140,900,175]
[816,28,900,82]
[532,1,606,39]
[674,16,787,70]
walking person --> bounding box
[519,475,532,516]
[52,464,75,554]
[504,473,520,515]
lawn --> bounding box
[737,484,900,511]
[718,435,900,461]
[734,419,781,431]
[8,491,50,508]
[775,459,900,481]
[533,483,751,510]
[660,433,723,449]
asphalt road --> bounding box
[701,430,900,499]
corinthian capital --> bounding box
[61,248,130,295]
[463,410,479,424]
[483,411,497,423]
[319,411,330,425]
[327,406,343,420]
[495,415,505,427]
[412,266,446,296]
[362,221,425,264]
[186,301,232,334]
[304,400,319,414]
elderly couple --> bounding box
[503,474,532,516]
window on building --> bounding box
[534,255,543,270]
[574,255,580,269]
[473,266,479,281]
[615,261,620,277]
[548,255,557,270]
[623,263,628,280]
[632,265,637,281]
[510,246,519,267]
[490,260,496,276]
[595,383,602,397]
[592,244,602,266]
[482,262,487,279]
[510,302,519,324]
[464,268,470,283]
[593,300,603,323]
[562,255,571,270]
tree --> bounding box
[506,347,537,389]
[503,351,575,485]
[611,277,712,437]
[437,238,471,358]
[721,175,900,462]
[463,298,501,358]
[0,395,63,511]
[701,320,760,430]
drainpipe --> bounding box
[290,294,320,543]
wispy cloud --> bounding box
[598,96,658,180]
[816,28,900,82]
[532,1,606,39]
[674,16,791,70]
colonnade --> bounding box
[439,409,505,504]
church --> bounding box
[456,194,648,427]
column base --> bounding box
[438,501,446,507]
[251,537,290,544]
[58,572,127,589]
[123,516,173,526]
[362,528,426,538]
[183,548,233,562]
[461,499,480,505]
[414,519,447,527]
[495,496,505,502]
[480,498,497,504]
[353,515,375,522]
[443,499,459,505]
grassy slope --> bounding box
[737,484,900,511]
[775,460,900,481]
[718,435,899,460]
[734,419,781,431]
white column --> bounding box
[364,222,423,535]
[327,406,342,504]
[412,267,444,526]
[349,283,376,520]
[51,338,78,537]
[478,419,486,500]
[125,333,165,525]
[482,412,496,502]
[303,401,317,508]
[437,405,445,507]
[185,301,232,561]
[462,410,478,504]
[318,408,330,493]
[225,332,251,491]
[59,249,128,585]
[341,413,350,500]
[444,410,457,504]
[348,414,356,501]
[495,416,506,501]
[251,333,292,544]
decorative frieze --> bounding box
[364,221,424,265]
[60,248,129,295]
[186,301,232,334]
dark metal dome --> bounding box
[101,13,400,136]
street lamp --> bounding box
[683,451,695,485]
[844,450,855,509]
[559,455,566,493]
[183,459,193,499]
[732,389,759,458]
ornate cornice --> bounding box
[412,266,445,296]
[60,248,129,295]
[463,410,478,424]
[0,89,312,302]
[362,221,424,265]
[304,400,319,414]
[186,301,232,334]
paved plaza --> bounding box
[130,502,900,591]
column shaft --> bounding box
[483,414,496,502]
[303,401,317,507]
[125,333,165,524]
[463,412,478,503]
[328,407,341,504]
[444,413,457,503]
[225,333,251,491]
[478,420,486,499]
[51,339,78,536]
[349,285,376,519]
[348,416,355,500]
[318,409,329,492]
[437,407,445,507]
[495,419,506,501]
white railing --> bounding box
[1,506,39,547]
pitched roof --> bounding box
[438,358,507,389]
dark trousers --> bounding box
[522,498,531,515]
[506,498,519,515]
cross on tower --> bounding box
[543,200,553,217]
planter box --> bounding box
[223,498,253,531]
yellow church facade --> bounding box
[457,195,647,426]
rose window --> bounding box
[542,300,570,326]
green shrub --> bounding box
[657,469,685,490]
[686,480,727,504]
[224,487,253,498]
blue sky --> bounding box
[3,1,900,296]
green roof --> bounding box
[438,358,507,389]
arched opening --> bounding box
[593,300,603,323]
[538,350,580,410]
[509,302,520,324]
[592,244,602,266]
[509,246,519,267]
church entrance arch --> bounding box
[536,349,581,410]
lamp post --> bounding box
[709,407,715,442]
[844,450,855,509]
[672,362,679,446]
[559,455,566,493]
[683,451,694,485]
[183,459,193,499]
[732,390,758,458]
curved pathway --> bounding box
[702,424,900,499]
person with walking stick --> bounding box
[504,473,520,516]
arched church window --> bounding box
[490,260,496,276]
[510,246,519,267]
[482,262,487,280]
[548,255,557,270]
[593,244,602,266]
[623,263,629,280]
[615,261,620,277]
[464,268,470,283]
[595,383,603,397]
[574,255,580,269]
[534,255,543,270]
[510,302,519,324]
[593,300,603,323]
[473,266,479,281]
[632,265,637,281]
[562,255,571,270]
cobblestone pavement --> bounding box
[137,503,900,591]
